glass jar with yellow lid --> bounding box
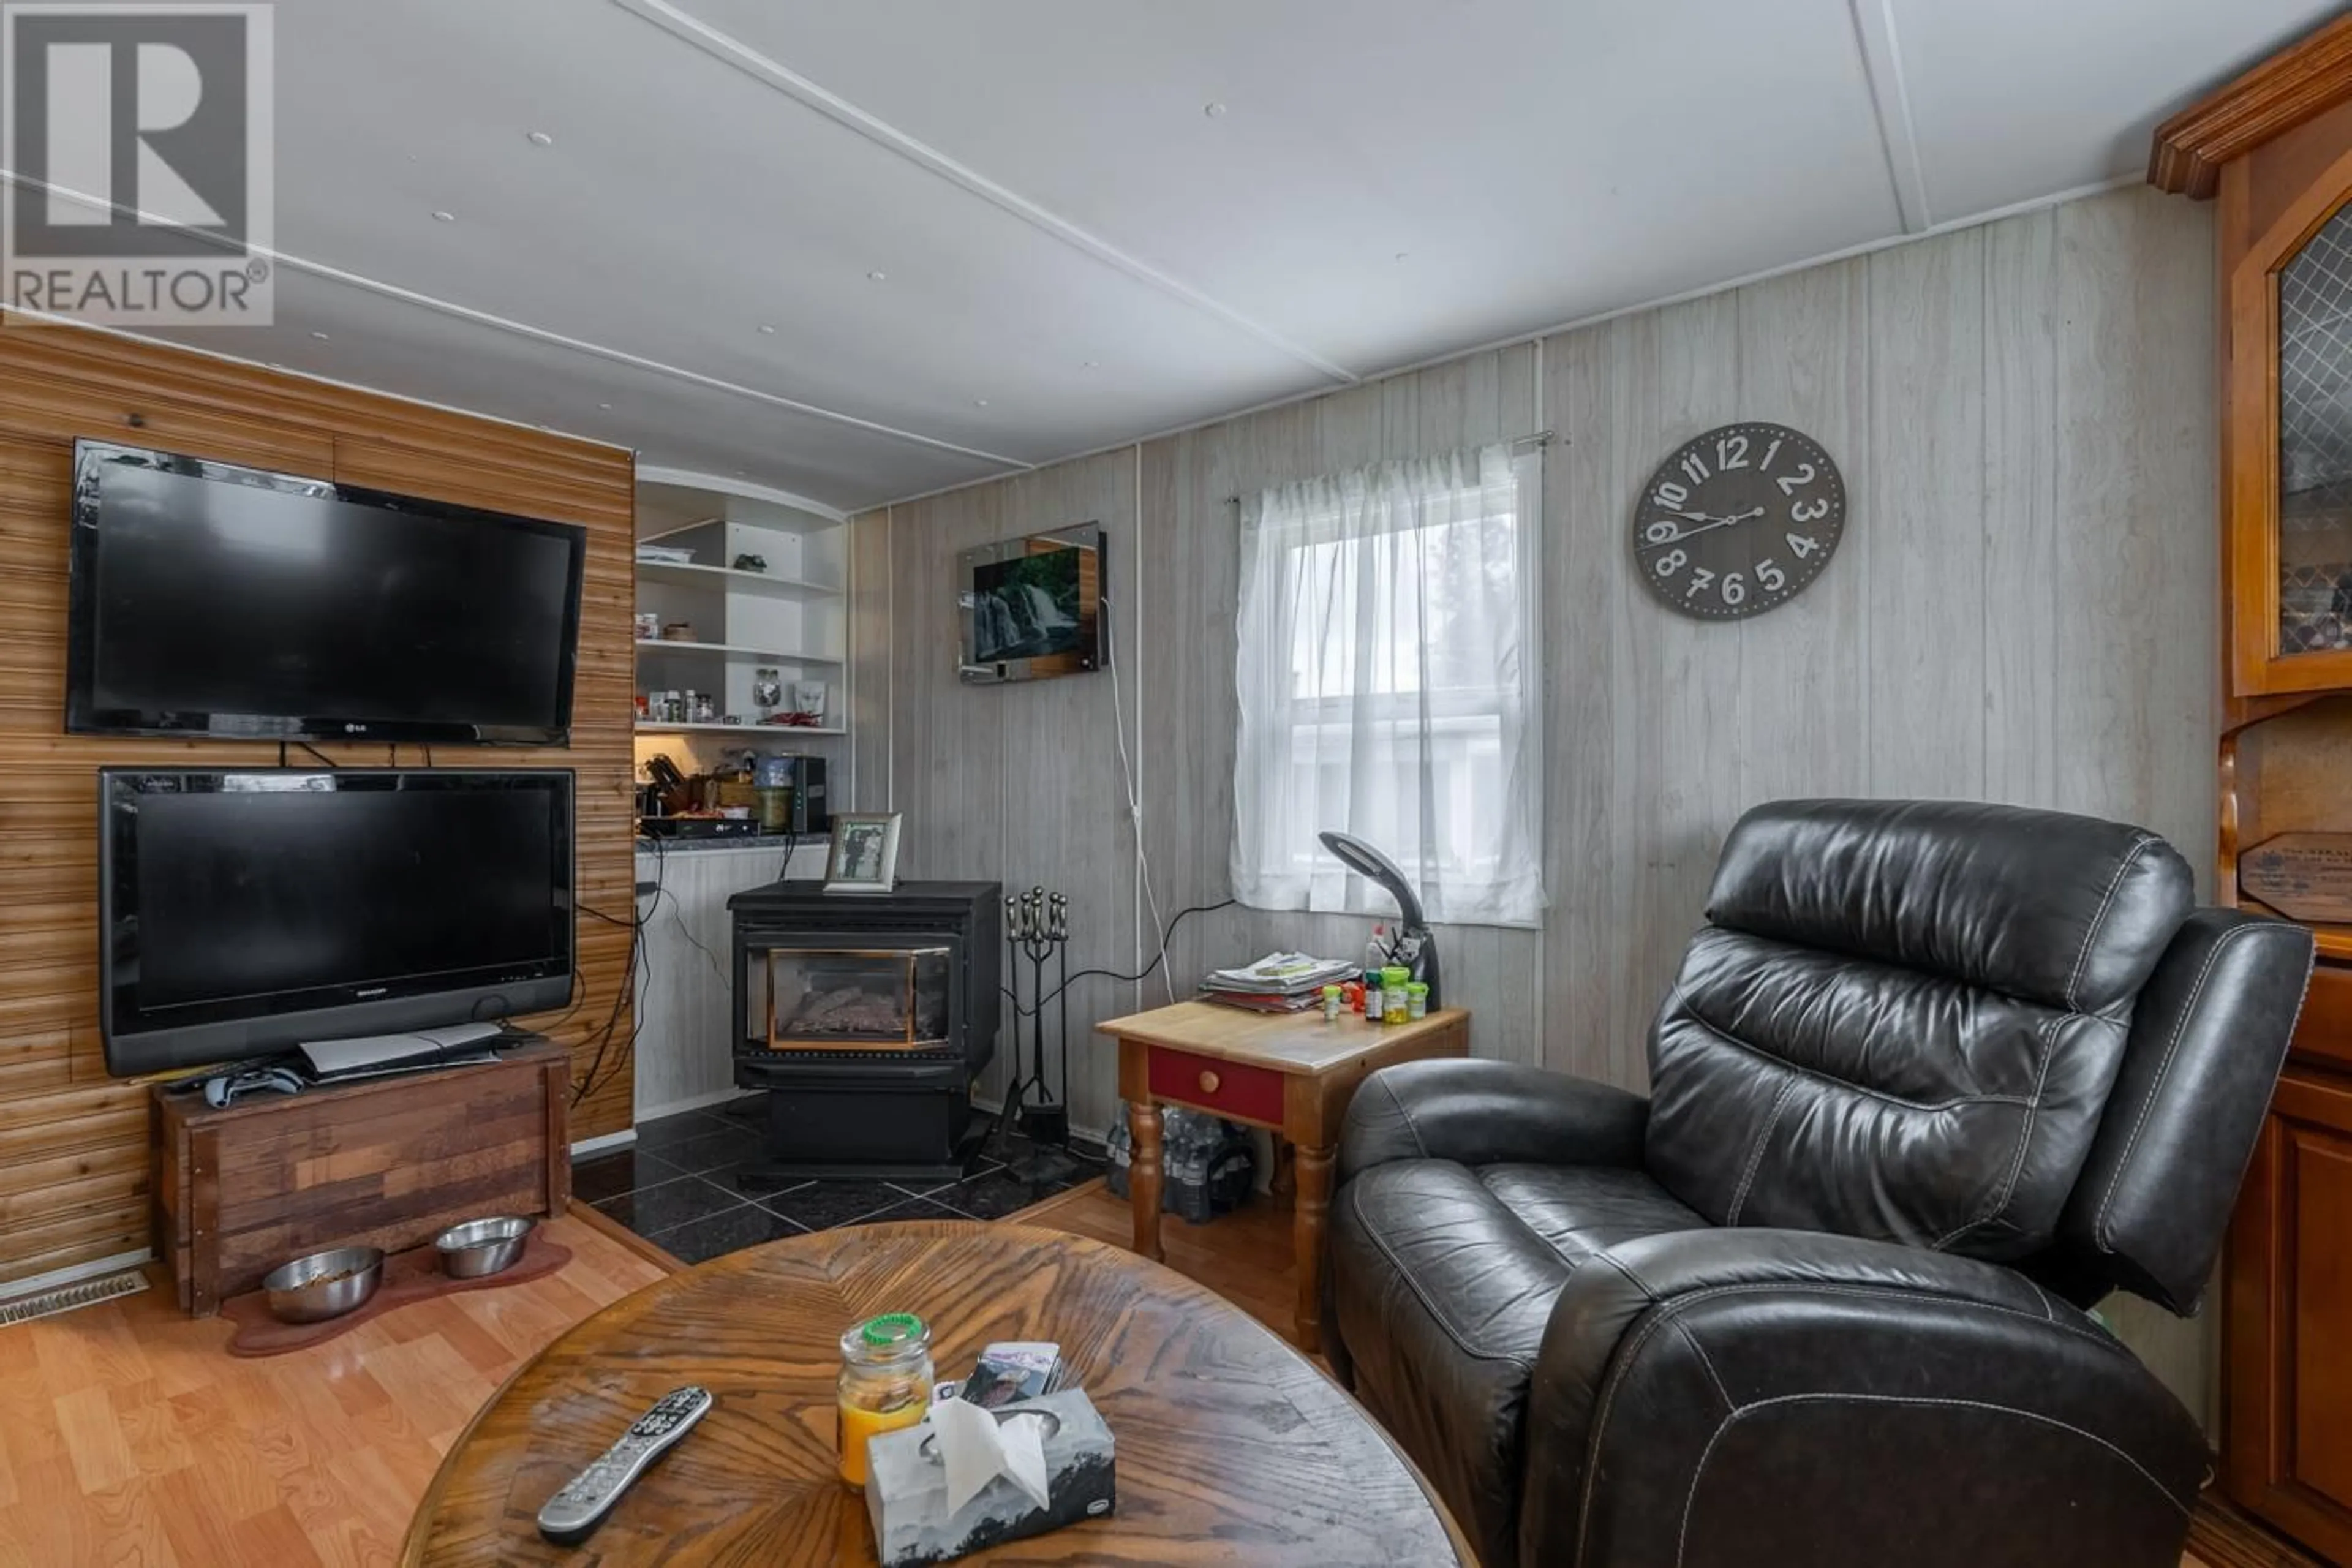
[837,1312,934,1488]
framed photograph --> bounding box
[824,812,902,895]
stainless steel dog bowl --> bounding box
[435,1215,535,1279]
[263,1245,383,1323]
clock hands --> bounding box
[1638,507,1764,549]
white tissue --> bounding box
[933,1395,1052,1514]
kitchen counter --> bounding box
[635,831,822,858]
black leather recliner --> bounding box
[1327,799,2313,1568]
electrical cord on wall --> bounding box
[1097,594,1179,1006]
[570,829,665,1107]
[1001,896,1237,1018]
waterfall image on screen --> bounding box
[971,549,1082,663]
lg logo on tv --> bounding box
[2,3,274,326]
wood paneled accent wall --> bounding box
[0,317,637,1290]
[845,183,2220,1420]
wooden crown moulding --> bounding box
[2150,12,2352,198]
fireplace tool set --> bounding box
[998,887,1072,1150]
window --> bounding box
[1231,442,1544,928]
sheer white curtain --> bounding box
[1231,442,1544,929]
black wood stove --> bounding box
[727,880,1000,1181]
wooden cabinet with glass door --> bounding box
[2156,16,2352,1564]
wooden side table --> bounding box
[1097,1001,1470,1351]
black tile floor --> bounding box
[575,1094,1104,1266]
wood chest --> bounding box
[149,1040,572,1316]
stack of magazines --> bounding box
[1200,952,1359,1013]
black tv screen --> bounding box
[67,442,587,744]
[99,769,576,1076]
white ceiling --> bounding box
[75,0,2351,511]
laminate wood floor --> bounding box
[0,1213,668,1567]
[0,1182,2221,1566]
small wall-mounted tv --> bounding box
[66,441,588,744]
[98,769,576,1076]
[957,522,1107,685]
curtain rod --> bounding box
[1223,429,1554,505]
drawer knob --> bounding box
[1199,1069,1221,1095]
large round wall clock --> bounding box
[1630,422,1846,620]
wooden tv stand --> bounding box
[150,1038,572,1316]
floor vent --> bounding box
[0,1268,148,1327]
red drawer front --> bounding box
[1146,1046,1286,1125]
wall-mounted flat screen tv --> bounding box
[99,769,576,1076]
[957,522,1107,684]
[66,442,587,744]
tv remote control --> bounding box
[535,1385,712,1546]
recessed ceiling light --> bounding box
[526,130,554,147]
[1204,101,1227,118]
[309,330,330,341]
[867,270,887,282]
[431,209,456,224]
[758,324,777,335]
[973,399,990,409]
[597,402,613,411]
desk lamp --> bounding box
[1317,830,1441,1007]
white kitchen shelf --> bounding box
[635,722,845,737]
[635,559,844,601]
[635,472,851,752]
[635,638,845,666]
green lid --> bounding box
[1382,966,1411,986]
[859,1312,926,1349]
[1407,982,1430,997]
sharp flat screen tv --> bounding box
[956,522,1107,684]
[67,441,588,744]
[98,769,577,1076]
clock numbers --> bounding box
[1631,423,1842,622]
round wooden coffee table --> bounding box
[401,1221,1466,1566]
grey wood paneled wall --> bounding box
[848,451,1144,1124]
[846,184,2219,1418]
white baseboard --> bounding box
[0,1247,153,1303]
[632,1087,761,1124]
[570,1129,637,1158]
[971,1093,1110,1151]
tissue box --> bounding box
[865,1389,1115,1566]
